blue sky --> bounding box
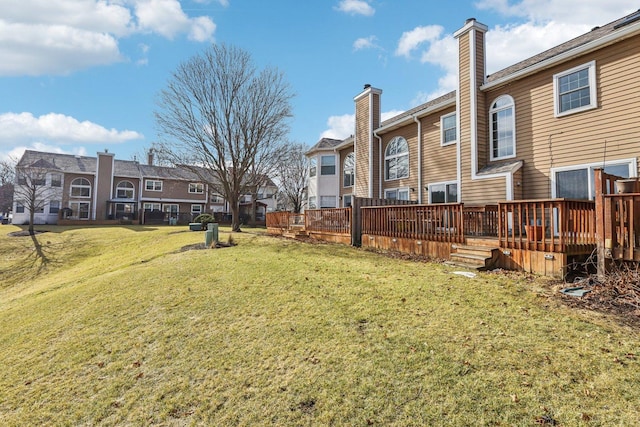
[1,0,638,162]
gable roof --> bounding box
[484,9,640,88]
[305,138,344,155]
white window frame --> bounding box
[384,188,410,201]
[50,173,62,187]
[343,153,355,187]
[189,183,204,194]
[441,112,457,146]
[385,136,410,181]
[553,61,597,117]
[163,204,179,216]
[191,204,203,215]
[308,196,317,209]
[145,179,163,191]
[116,180,135,199]
[70,177,91,198]
[143,202,161,211]
[49,200,60,214]
[319,195,337,209]
[551,158,637,200]
[69,201,90,220]
[428,181,459,204]
[309,158,317,177]
[320,155,336,176]
[15,203,25,213]
[343,194,352,208]
[489,95,516,161]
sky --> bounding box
[1,0,639,163]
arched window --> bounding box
[489,95,515,160]
[70,177,91,198]
[116,181,135,199]
[385,136,409,180]
[343,153,355,187]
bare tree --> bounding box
[154,43,293,231]
[0,158,15,215]
[13,164,54,234]
[275,143,309,213]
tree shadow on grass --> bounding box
[1,232,67,288]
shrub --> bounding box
[193,213,216,230]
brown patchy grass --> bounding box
[0,224,639,425]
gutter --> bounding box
[481,21,640,91]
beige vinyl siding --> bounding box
[371,93,381,197]
[354,95,370,197]
[421,108,458,200]
[380,123,419,201]
[483,34,640,199]
[458,28,507,205]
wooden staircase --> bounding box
[447,237,500,271]
[282,225,308,239]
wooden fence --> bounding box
[497,199,596,254]
[360,203,465,243]
[305,208,351,234]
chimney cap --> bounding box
[465,17,476,24]
[363,83,371,90]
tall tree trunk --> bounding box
[230,199,242,232]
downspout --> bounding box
[368,95,374,198]
[374,131,383,198]
[413,115,423,203]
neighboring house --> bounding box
[306,138,344,209]
[12,150,277,225]
[316,10,640,208]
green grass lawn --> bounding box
[1,224,639,426]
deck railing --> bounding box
[305,208,351,234]
[498,199,596,253]
[602,194,640,259]
[266,211,291,229]
[463,205,498,237]
[361,203,465,243]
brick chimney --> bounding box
[147,148,154,166]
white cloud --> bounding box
[335,0,375,16]
[353,36,379,51]
[0,0,217,76]
[0,112,144,148]
[395,25,444,58]
[320,110,405,140]
[410,0,638,102]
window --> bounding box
[145,180,162,191]
[211,194,223,203]
[15,203,25,213]
[144,202,161,211]
[320,196,336,208]
[343,153,355,187]
[191,204,202,215]
[50,174,62,187]
[321,155,336,175]
[33,176,46,186]
[385,137,409,180]
[17,174,26,185]
[49,200,60,214]
[309,158,317,177]
[343,194,352,208]
[116,181,135,199]
[308,196,317,209]
[429,182,458,203]
[69,201,90,219]
[489,95,515,160]
[189,183,204,194]
[163,204,179,216]
[70,177,91,198]
[554,61,597,116]
[553,160,634,200]
[384,188,410,201]
[441,113,457,145]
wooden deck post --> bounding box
[594,168,608,278]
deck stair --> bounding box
[447,238,500,271]
[283,225,308,239]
